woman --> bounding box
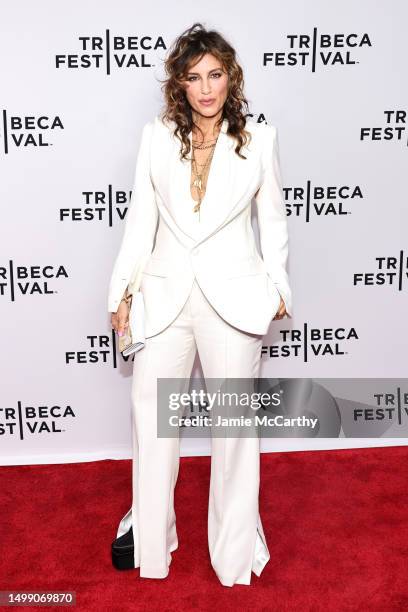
[108,22,292,587]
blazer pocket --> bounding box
[142,257,169,278]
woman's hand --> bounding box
[111,300,130,336]
[273,296,291,320]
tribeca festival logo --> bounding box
[0,401,76,439]
[263,29,372,71]
[1,110,64,155]
[65,331,131,368]
[262,325,359,360]
[285,182,364,222]
[354,251,408,291]
[257,380,408,436]
[247,114,365,223]
[55,30,166,73]
[354,385,408,429]
[59,185,131,226]
[0,261,69,301]
[360,110,408,146]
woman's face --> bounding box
[183,53,229,120]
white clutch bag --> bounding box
[118,290,146,356]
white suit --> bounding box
[108,114,292,587]
[108,115,292,334]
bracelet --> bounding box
[120,294,132,305]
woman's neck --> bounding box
[191,111,222,141]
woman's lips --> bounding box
[200,99,215,106]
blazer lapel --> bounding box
[165,116,259,246]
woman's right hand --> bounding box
[111,300,130,336]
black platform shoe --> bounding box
[111,526,135,570]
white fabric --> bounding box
[107,115,291,336]
[116,278,270,587]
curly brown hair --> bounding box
[159,22,252,160]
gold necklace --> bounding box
[191,143,216,220]
[192,138,217,150]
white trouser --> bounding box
[116,278,270,587]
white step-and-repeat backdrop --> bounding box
[1,1,407,465]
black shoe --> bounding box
[111,526,135,570]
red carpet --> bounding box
[1,446,408,611]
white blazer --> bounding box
[108,114,292,337]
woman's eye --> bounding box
[186,73,222,82]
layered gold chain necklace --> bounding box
[191,130,219,220]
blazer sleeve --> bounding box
[107,121,158,313]
[254,124,293,317]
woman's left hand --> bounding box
[273,296,290,320]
